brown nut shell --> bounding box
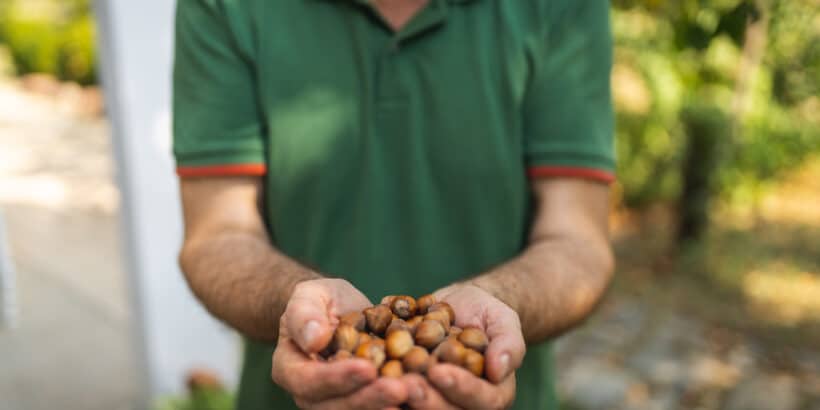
[364,305,393,335]
[414,320,446,349]
[358,332,372,345]
[385,329,414,359]
[402,346,432,374]
[448,326,463,340]
[340,311,366,332]
[416,294,436,315]
[382,295,399,307]
[390,296,418,319]
[332,324,360,352]
[386,318,410,335]
[458,327,488,353]
[463,348,485,377]
[424,310,451,332]
[380,360,404,378]
[355,341,386,369]
[427,302,455,325]
[406,316,424,334]
[434,339,466,366]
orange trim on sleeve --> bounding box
[176,163,267,177]
[527,166,615,183]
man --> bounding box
[174,0,615,408]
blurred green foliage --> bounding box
[611,0,820,212]
[155,389,234,410]
[0,0,97,84]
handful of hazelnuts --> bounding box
[319,294,488,379]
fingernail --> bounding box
[302,320,320,346]
[410,386,425,402]
[499,353,510,376]
[439,376,454,388]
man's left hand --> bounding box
[402,284,525,409]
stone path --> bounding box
[554,297,820,409]
[0,78,137,410]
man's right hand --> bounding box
[271,278,410,409]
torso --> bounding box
[229,1,563,408]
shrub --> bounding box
[0,0,97,85]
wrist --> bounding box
[462,275,522,318]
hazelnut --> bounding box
[427,303,455,325]
[424,310,451,332]
[463,349,484,377]
[448,326,463,340]
[414,320,446,349]
[332,324,360,352]
[380,360,404,378]
[386,318,410,335]
[390,296,418,319]
[458,327,488,353]
[385,329,414,359]
[355,341,386,369]
[364,305,393,335]
[434,339,466,366]
[358,332,372,345]
[329,350,353,362]
[402,346,432,374]
[340,311,366,332]
[371,336,385,349]
[406,315,424,334]
[416,294,436,315]
[382,295,399,307]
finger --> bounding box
[285,285,335,353]
[428,364,516,410]
[483,309,526,383]
[272,339,377,401]
[311,377,409,410]
[402,374,460,410]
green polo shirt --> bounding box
[173,0,614,408]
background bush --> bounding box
[611,0,820,236]
[0,0,97,85]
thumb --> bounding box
[484,309,526,383]
[285,284,334,354]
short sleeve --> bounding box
[172,0,266,177]
[523,0,615,183]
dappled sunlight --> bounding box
[758,158,820,227]
[0,79,117,212]
[612,63,651,115]
[269,86,356,176]
[744,268,820,326]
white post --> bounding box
[94,0,240,405]
[0,211,17,329]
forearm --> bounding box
[179,230,320,342]
[469,234,614,344]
